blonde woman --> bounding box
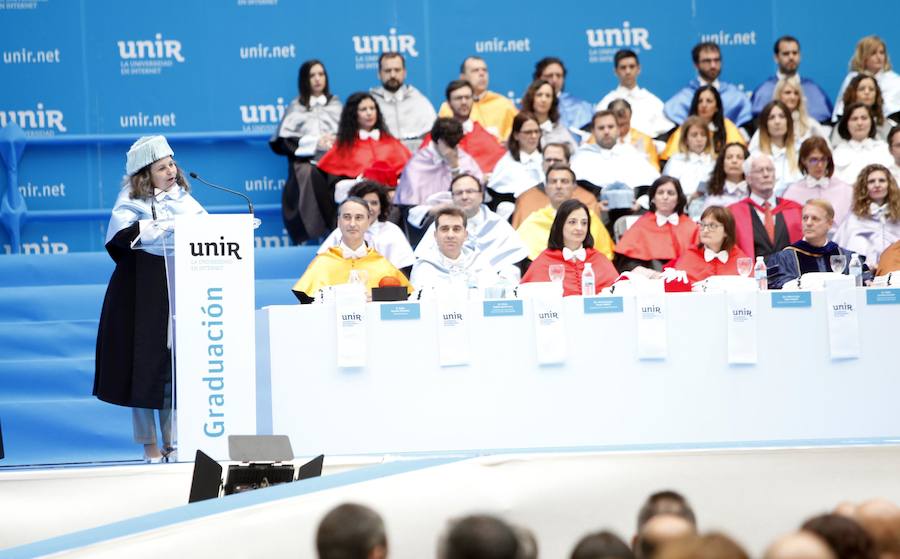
[833,35,900,120]
[749,100,803,194]
[773,75,828,143]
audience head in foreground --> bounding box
[439,514,519,559]
[316,503,388,559]
[764,531,837,559]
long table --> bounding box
[255,290,900,456]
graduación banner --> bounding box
[174,214,257,461]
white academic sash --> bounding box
[726,290,758,364]
[436,295,470,367]
[334,284,367,368]
[825,280,860,359]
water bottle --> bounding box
[754,256,768,291]
[848,253,863,287]
[581,263,596,296]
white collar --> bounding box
[687,151,710,163]
[699,77,721,90]
[519,150,542,165]
[153,186,182,202]
[847,138,875,150]
[769,143,788,157]
[309,95,327,107]
[462,119,474,134]
[656,213,680,227]
[870,202,888,219]
[704,247,729,263]
[807,176,830,188]
[563,246,586,262]
[340,241,368,259]
[539,119,554,133]
[750,192,777,208]
[724,180,747,195]
[442,251,465,268]
[382,86,407,103]
[359,129,381,141]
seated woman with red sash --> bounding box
[316,92,411,225]
[521,199,618,296]
[666,205,747,283]
[614,176,699,272]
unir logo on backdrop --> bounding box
[0,102,66,135]
[352,28,418,70]
[117,33,185,76]
[239,97,286,132]
[586,21,652,64]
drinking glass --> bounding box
[830,255,847,274]
[548,264,565,283]
[736,257,753,278]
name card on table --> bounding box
[583,296,624,314]
[726,291,758,364]
[825,282,860,360]
[483,299,523,317]
[532,295,566,365]
[335,285,367,368]
[771,291,812,308]
[437,297,470,367]
[379,303,421,320]
[636,294,667,360]
[866,288,900,305]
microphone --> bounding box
[189,172,254,215]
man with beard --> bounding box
[370,52,436,152]
[751,36,833,123]
[665,42,753,127]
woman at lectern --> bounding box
[93,135,206,463]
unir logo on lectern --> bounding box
[190,236,243,260]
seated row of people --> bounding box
[292,156,900,301]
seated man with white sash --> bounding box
[410,206,503,298]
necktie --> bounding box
[763,201,775,244]
[563,247,586,261]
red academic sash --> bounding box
[729,197,803,258]
[317,135,411,179]
[615,212,699,262]
[665,245,748,284]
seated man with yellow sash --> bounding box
[292,196,411,303]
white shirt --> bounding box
[596,85,674,137]
[570,142,660,188]
[832,138,893,184]
[662,152,714,196]
[318,220,415,269]
[487,151,544,196]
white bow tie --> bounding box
[870,202,887,219]
[341,244,368,259]
[808,177,829,188]
[358,129,381,141]
[309,95,327,107]
[563,247,586,262]
[656,213,680,227]
[704,247,729,263]
[462,120,474,134]
[539,120,554,133]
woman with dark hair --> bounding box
[832,74,898,143]
[317,180,414,271]
[614,176,699,272]
[95,136,206,463]
[270,59,343,244]
[521,79,578,152]
[520,199,617,295]
[700,142,749,210]
[832,103,892,183]
[317,91,411,180]
[661,85,745,160]
[666,205,747,283]
[487,111,544,198]
[783,136,853,230]
[834,163,900,267]
[801,514,877,559]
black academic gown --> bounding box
[767,240,872,289]
[93,223,171,409]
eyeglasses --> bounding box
[698,221,722,231]
[806,157,828,165]
[452,188,481,197]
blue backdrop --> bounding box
[1,0,898,253]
